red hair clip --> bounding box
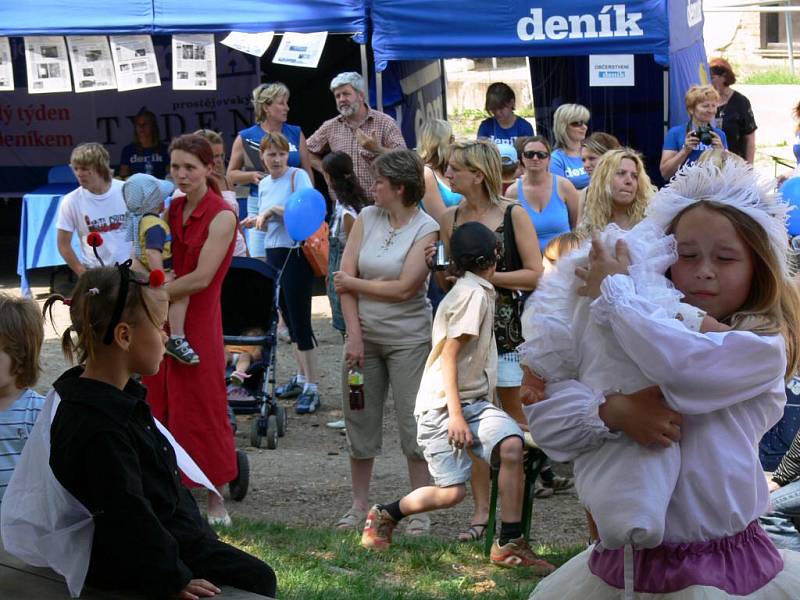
[149,269,166,288]
[86,232,104,265]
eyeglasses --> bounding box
[709,66,726,76]
[522,150,550,160]
[569,121,588,127]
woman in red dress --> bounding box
[144,134,238,524]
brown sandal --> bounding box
[457,522,488,542]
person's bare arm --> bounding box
[166,211,236,302]
[489,204,543,291]
[334,232,437,302]
[339,216,364,367]
[57,229,86,276]
[299,133,315,184]
[599,386,683,448]
[144,248,165,271]
[743,132,756,164]
[442,335,473,449]
[560,178,581,228]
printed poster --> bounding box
[221,31,275,58]
[272,32,327,69]
[0,37,13,91]
[24,36,72,94]
[172,34,217,91]
[109,35,160,91]
[66,36,117,93]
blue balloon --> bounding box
[284,187,326,242]
[782,177,800,236]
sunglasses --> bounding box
[709,66,726,76]
[569,121,588,127]
[522,150,550,160]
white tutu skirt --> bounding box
[529,547,800,599]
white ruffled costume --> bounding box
[520,220,692,551]
[520,159,800,599]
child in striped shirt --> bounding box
[0,293,45,503]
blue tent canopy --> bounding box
[0,0,366,36]
[371,0,673,71]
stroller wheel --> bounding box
[275,404,287,437]
[229,450,249,501]
[266,415,278,450]
[249,417,263,448]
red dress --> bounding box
[143,189,237,486]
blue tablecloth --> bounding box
[17,184,80,297]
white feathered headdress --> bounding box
[645,155,792,276]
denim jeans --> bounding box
[760,478,800,551]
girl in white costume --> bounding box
[522,153,800,598]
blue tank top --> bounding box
[239,122,303,196]
[516,176,570,251]
[435,175,463,207]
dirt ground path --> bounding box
[24,273,586,549]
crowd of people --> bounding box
[1,62,799,600]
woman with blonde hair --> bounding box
[227,82,313,258]
[550,103,591,190]
[661,84,727,180]
[434,138,544,541]
[417,119,463,221]
[578,148,654,238]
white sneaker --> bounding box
[326,419,346,429]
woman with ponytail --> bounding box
[142,133,239,526]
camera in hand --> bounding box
[693,124,714,146]
[433,241,450,271]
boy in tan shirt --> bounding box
[360,222,554,572]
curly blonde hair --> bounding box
[578,148,653,236]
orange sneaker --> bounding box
[490,536,556,574]
[361,505,398,550]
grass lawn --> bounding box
[219,519,583,599]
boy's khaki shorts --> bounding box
[416,400,523,487]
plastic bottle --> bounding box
[348,369,364,410]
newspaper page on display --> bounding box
[24,36,72,94]
[0,38,13,91]
[109,35,160,92]
[172,34,217,90]
[272,32,327,69]
[67,36,117,93]
[221,32,275,57]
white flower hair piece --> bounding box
[645,157,792,276]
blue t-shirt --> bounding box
[239,122,303,197]
[120,143,169,179]
[257,167,313,249]
[477,116,534,147]
[550,149,589,190]
[516,176,570,251]
[0,389,45,503]
[663,122,729,167]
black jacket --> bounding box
[49,367,215,597]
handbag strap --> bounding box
[503,203,523,272]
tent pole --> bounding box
[440,59,449,120]
[376,71,384,112]
[786,1,796,75]
[360,44,370,105]
[663,69,670,133]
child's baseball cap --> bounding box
[123,173,174,215]
[450,221,498,270]
[497,143,518,166]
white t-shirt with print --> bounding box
[55,179,131,267]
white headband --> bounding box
[644,157,792,277]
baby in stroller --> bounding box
[225,328,266,401]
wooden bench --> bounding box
[0,547,273,599]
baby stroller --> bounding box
[221,257,288,451]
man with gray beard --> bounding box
[307,72,406,201]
